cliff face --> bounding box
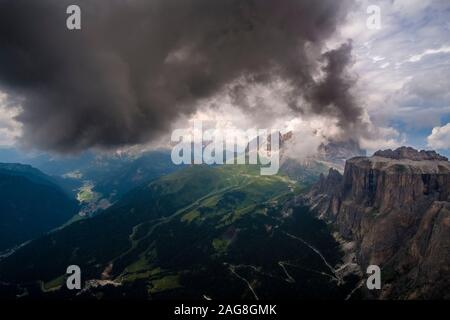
[307,147,450,299]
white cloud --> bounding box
[0,92,22,146]
[359,123,405,153]
[408,46,450,63]
[391,0,434,17]
[333,0,450,148]
[427,123,450,149]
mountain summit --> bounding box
[374,146,448,161]
[306,147,450,299]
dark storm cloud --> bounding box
[310,41,362,130]
[0,0,359,152]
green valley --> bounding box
[0,164,359,300]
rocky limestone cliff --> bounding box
[306,147,450,299]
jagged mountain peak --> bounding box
[318,139,366,165]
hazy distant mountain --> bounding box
[279,137,366,183]
[91,151,182,201]
[0,163,79,252]
[0,148,183,215]
[317,139,366,168]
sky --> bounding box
[339,0,450,154]
[0,0,449,157]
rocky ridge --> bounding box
[374,146,448,161]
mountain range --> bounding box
[0,145,448,300]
